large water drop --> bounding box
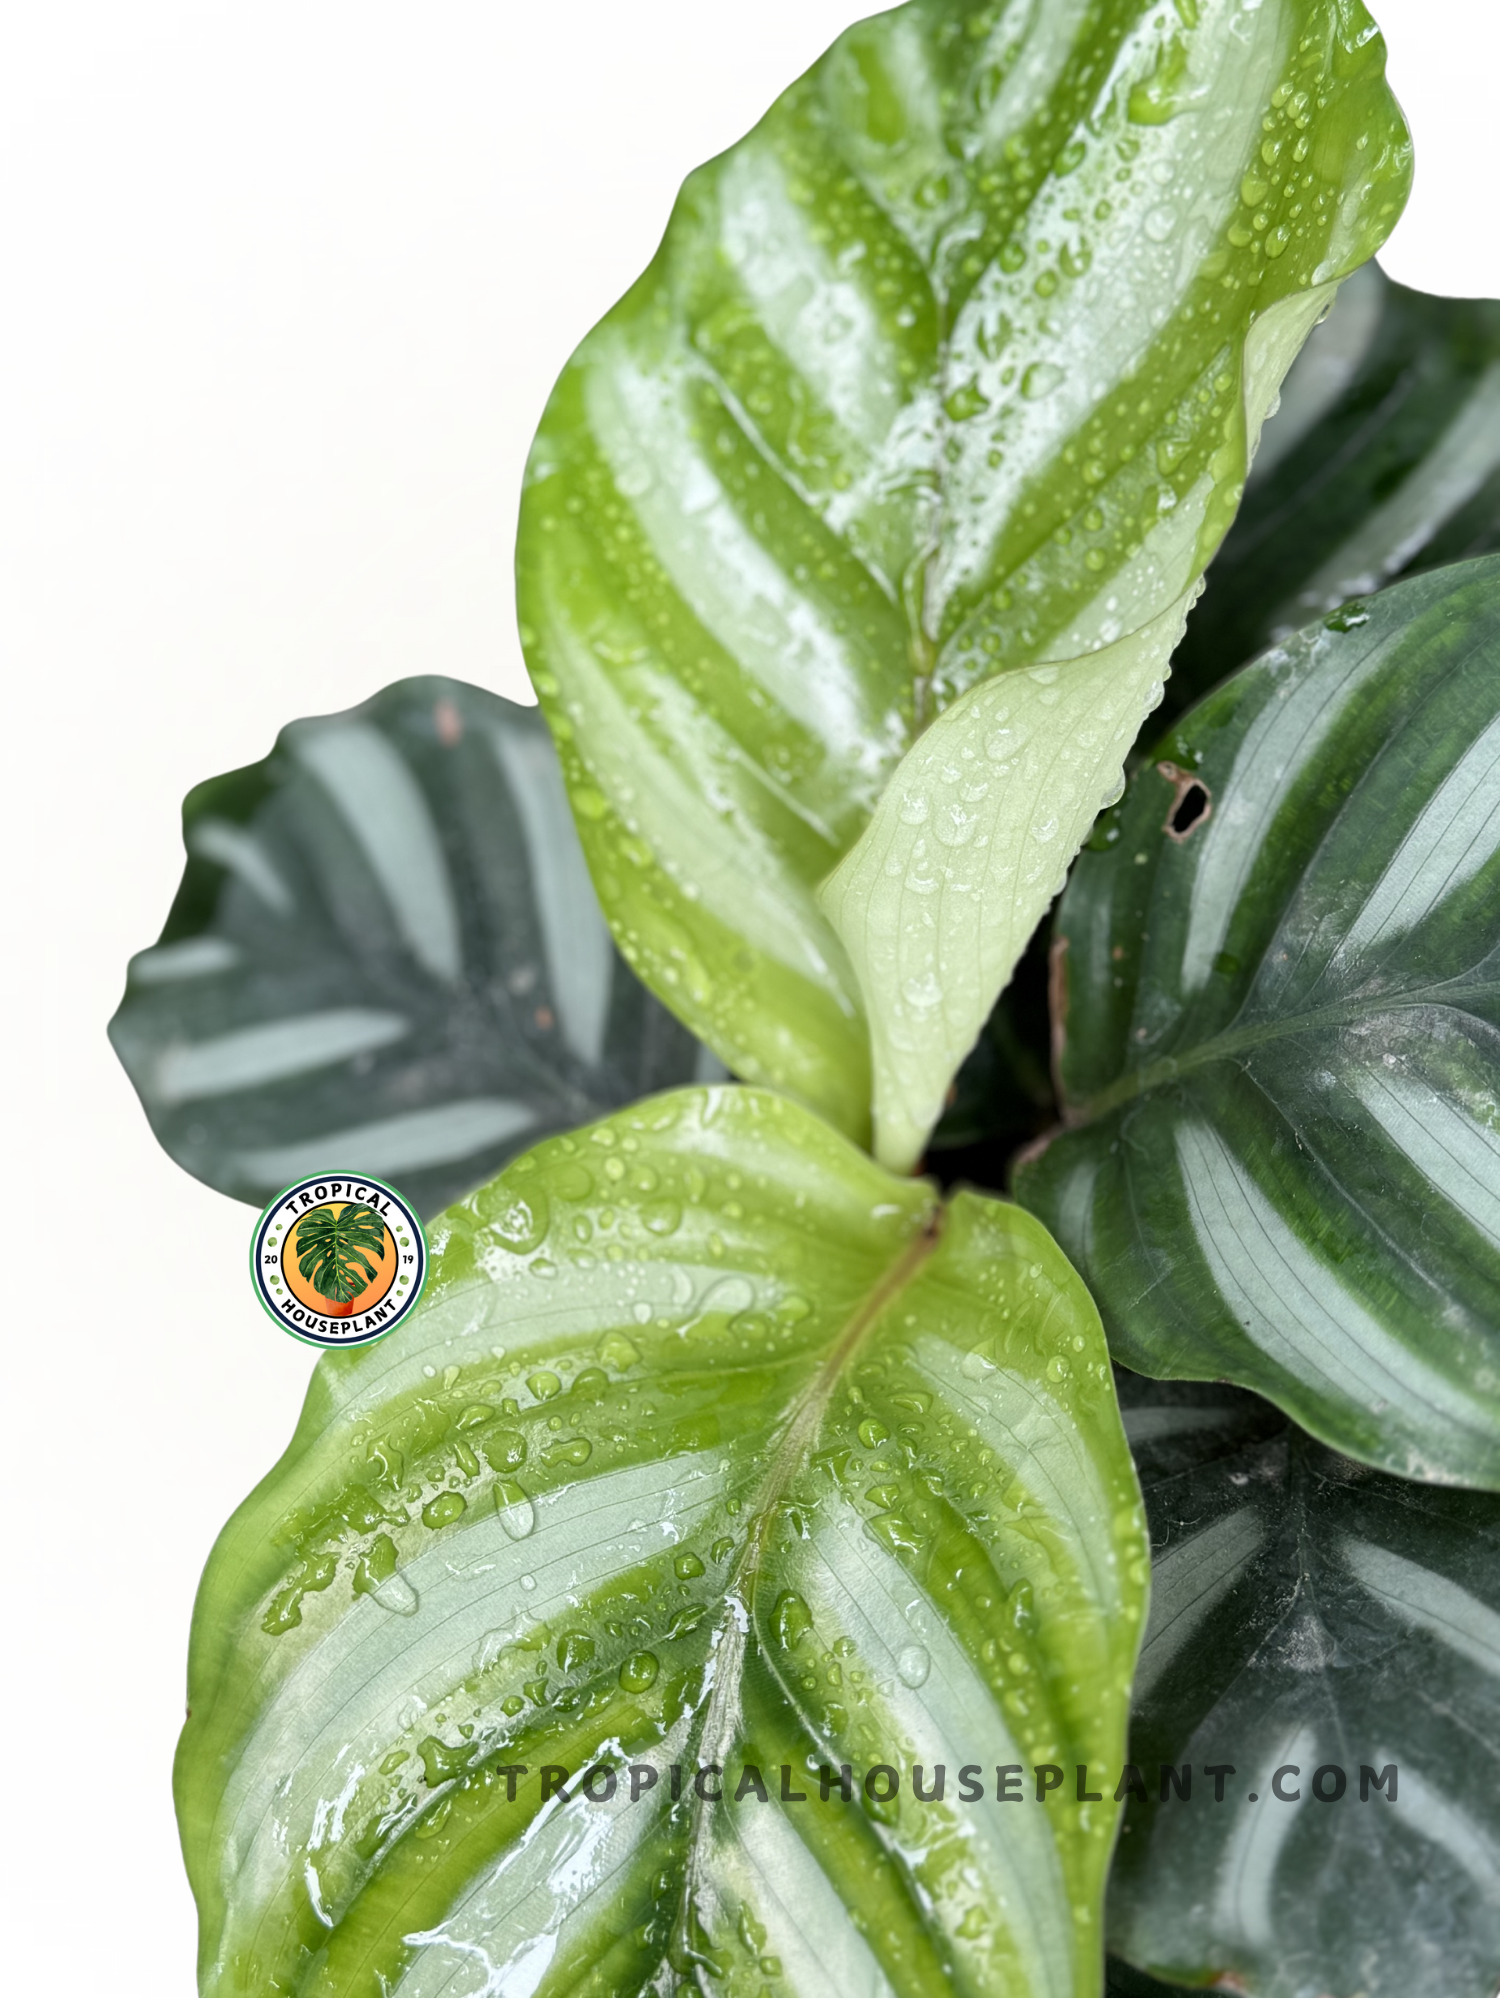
[495,1479,536,1540]
[896,1644,931,1688]
[372,1574,419,1617]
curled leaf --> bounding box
[518,0,1411,1169]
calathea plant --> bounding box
[110,2,1500,1995]
[515,0,1408,1173]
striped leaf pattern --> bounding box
[109,678,708,1221]
[937,266,1500,1172]
[516,0,1410,1172]
[1108,1372,1500,1998]
[176,1088,1148,1998]
[1015,559,1500,1487]
[1170,261,1500,718]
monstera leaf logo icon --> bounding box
[293,1203,388,1315]
[249,1174,427,1348]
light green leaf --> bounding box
[819,592,1191,1169]
[1169,260,1500,719]
[1015,557,1500,1488]
[108,676,711,1220]
[936,260,1500,1171]
[928,925,1057,1159]
[516,0,1410,1170]
[1109,1371,1500,1998]
[177,1086,1147,1997]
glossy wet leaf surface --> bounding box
[109,677,708,1220]
[1107,1372,1500,1999]
[1170,261,1500,719]
[517,0,1410,1169]
[926,923,1058,1168]
[1016,558,1500,1487]
[177,1086,1147,1997]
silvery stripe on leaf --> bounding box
[932,266,1500,1171]
[1108,1374,1500,1999]
[1170,261,1500,718]
[109,677,704,1219]
[1017,557,1500,1488]
[175,1088,1147,1998]
[518,0,1410,1168]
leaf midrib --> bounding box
[663,1197,945,1991]
[1069,977,1496,1123]
[694,17,1146,757]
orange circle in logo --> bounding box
[283,1202,400,1317]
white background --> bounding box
[1,3,1494,1990]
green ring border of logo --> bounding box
[249,1172,429,1348]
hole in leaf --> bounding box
[1170,783,1210,836]
[1157,761,1212,841]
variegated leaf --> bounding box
[1171,260,1500,717]
[517,0,1410,1171]
[1108,1372,1500,1998]
[1016,558,1500,1487]
[109,677,711,1220]
[176,1087,1147,1997]
[949,264,1500,1171]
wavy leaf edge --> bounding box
[178,1082,1149,1998]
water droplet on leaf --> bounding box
[422,1491,467,1530]
[372,1573,419,1617]
[492,1194,549,1255]
[1022,361,1065,400]
[619,1650,659,1693]
[557,1631,596,1672]
[775,1592,812,1648]
[896,1644,931,1687]
[495,1480,536,1540]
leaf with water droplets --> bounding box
[1108,1371,1500,1996]
[109,676,713,1219]
[177,1086,1146,1996]
[1168,260,1500,721]
[1016,558,1500,1488]
[517,0,1411,1169]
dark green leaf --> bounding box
[109,677,712,1220]
[176,1086,1147,1997]
[1108,1371,1500,1998]
[1170,261,1500,719]
[293,1204,389,1305]
[517,0,1410,1171]
[1016,558,1500,1487]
